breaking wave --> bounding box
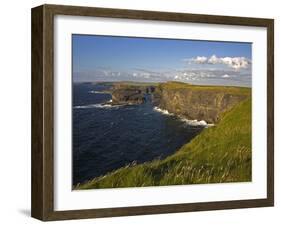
[74,101,121,109]
[88,90,108,94]
[179,118,214,127]
[153,107,174,116]
[153,106,214,127]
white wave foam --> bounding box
[88,90,108,94]
[179,118,213,127]
[153,107,174,116]
[74,103,121,109]
[153,106,214,127]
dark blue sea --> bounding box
[73,83,204,185]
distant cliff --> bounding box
[153,82,251,123]
[111,82,156,105]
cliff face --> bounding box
[112,88,145,105]
[109,81,250,123]
[153,82,250,123]
[111,83,156,105]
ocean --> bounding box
[72,83,204,185]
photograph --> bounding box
[30,3,274,221]
[72,35,252,190]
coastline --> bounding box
[73,82,252,189]
[75,97,251,189]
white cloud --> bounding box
[192,56,208,64]
[186,55,251,70]
[74,67,251,87]
[208,55,220,64]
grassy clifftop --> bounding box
[159,81,251,95]
[75,97,251,189]
[154,82,251,124]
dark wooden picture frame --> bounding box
[31,4,274,221]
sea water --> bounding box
[73,83,204,185]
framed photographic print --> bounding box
[31,4,274,221]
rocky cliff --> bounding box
[153,82,250,123]
[109,81,250,123]
[111,83,156,105]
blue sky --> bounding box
[72,34,252,87]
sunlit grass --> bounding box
[159,81,251,95]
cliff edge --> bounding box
[153,82,251,123]
[111,82,156,105]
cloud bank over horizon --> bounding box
[73,63,252,87]
[184,55,251,71]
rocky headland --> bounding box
[75,81,252,189]
[109,82,156,105]
[106,81,251,124]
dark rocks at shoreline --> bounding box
[111,84,156,105]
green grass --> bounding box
[75,97,252,189]
[158,81,251,95]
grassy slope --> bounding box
[76,97,252,189]
[159,81,251,95]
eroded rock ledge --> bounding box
[111,83,156,105]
